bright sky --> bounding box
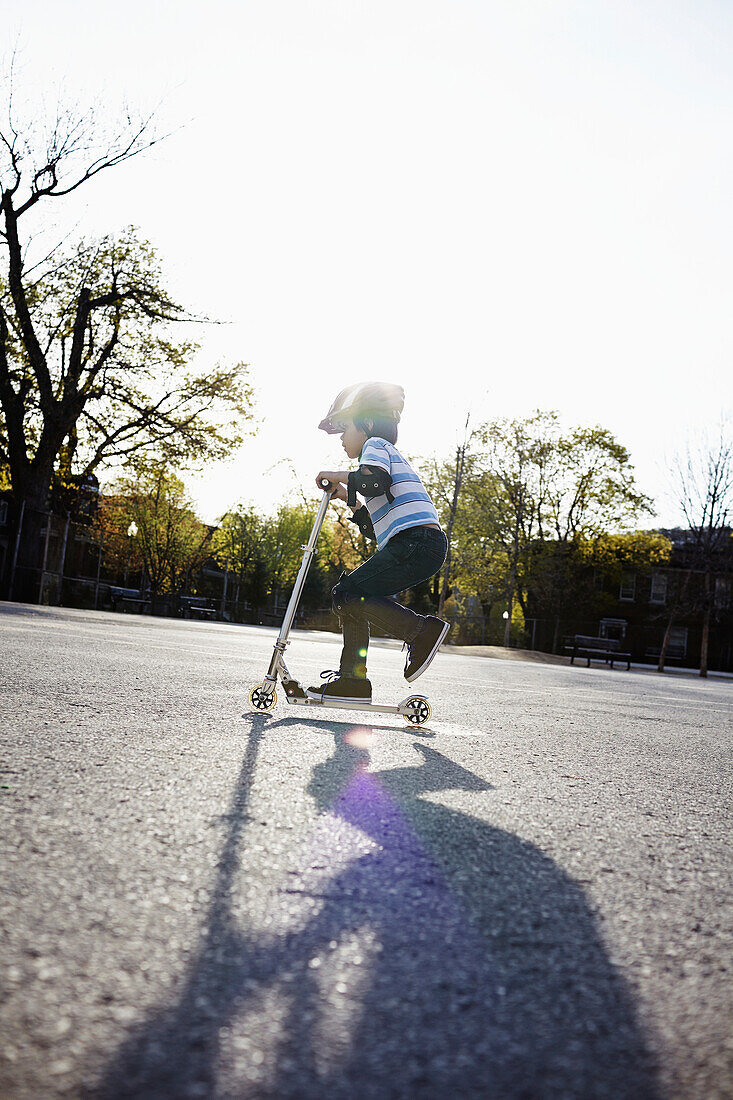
[6,0,733,527]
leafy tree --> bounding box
[106,460,215,605]
[442,465,506,617]
[475,413,556,644]
[0,225,255,506]
[212,499,356,621]
[545,425,652,541]
[212,505,267,617]
[580,530,672,574]
[428,412,654,649]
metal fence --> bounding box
[4,506,110,608]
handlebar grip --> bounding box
[319,478,333,490]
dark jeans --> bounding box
[331,526,448,679]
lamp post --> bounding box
[126,521,138,588]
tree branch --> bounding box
[1,191,54,409]
[0,298,29,471]
[15,109,167,219]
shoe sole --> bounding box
[405,621,450,683]
[305,689,373,703]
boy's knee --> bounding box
[332,578,362,617]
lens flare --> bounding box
[343,726,378,749]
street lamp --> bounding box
[126,522,138,587]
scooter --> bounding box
[247,479,433,727]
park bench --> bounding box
[177,595,217,620]
[563,634,631,670]
[109,586,150,614]
[645,644,685,664]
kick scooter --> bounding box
[247,479,433,727]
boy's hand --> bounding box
[316,470,348,490]
[329,484,349,503]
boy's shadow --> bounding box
[93,716,659,1099]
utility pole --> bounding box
[438,414,471,620]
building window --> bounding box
[0,501,7,526]
[714,577,731,610]
[600,618,627,640]
[650,572,667,604]
[669,627,688,656]
[619,572,636,601]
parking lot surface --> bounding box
[1,603,731,1098]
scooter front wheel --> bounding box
[248,682,278,712]
[402,696,432,727]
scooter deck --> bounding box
[285,696,404,715]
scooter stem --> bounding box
[275,486,333,647]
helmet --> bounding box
[318,381,405,434]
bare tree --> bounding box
[664,424,733,676]
[0,81,255,594]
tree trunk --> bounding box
[659,570,692,673]
[658,614,675,673]
[699,607,710,677]
[699,572,711,678]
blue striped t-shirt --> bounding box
[358,437,441,551]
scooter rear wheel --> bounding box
[402,696,432,727]
[249,683,277,712]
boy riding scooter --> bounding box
[310,381,450,703]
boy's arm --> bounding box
[347,464,393,507]
[315,467,393,507]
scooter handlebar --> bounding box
[319,478,334,490]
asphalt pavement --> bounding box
[1,603,731,1099]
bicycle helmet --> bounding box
[318,381,405,434]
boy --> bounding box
[309,382,450,703]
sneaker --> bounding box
[404,617,450,682]
[306,670,373,703]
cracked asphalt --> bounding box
[1,602,731,1098]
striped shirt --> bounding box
[359,437,441,551]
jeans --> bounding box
[331,526,448,678]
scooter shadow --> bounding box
[240,710,437,738]
[93,718,660,1099]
